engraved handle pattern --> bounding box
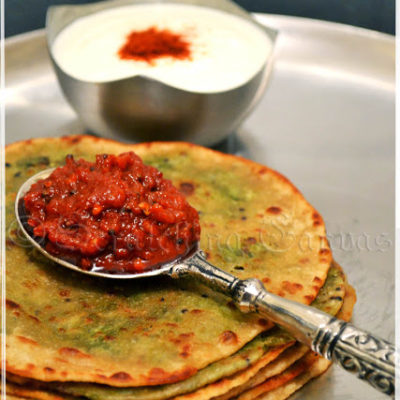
[314,322,396,396]
[237,277,397,398]
[171,251,396,397]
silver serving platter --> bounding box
[5,14,394,400]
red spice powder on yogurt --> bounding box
[118,26,191,63]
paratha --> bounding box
[235,284,356,400]
[5,274,354,400]
[6,382,72,400]
[5,263,345,400]
[5,136,331,386]
[170,263,346,400]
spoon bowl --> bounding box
[15,168,177,280]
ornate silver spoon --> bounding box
[15,169,396,397]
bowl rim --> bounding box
[45,0,278,94]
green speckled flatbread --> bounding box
[5,136,332,387]
[5,264,346,400]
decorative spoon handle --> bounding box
[239,278,396,397]
[171,251,396,397]
[316,322,396,396]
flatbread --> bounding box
[6,394,33,400]
[6,381,71,400]
[237,283,356,400]
[5,262,345,400]
[239,352,326,400]
[214,344,309,400]
[255,357,332,400]
[4,279,354,400]
[170,263,345,400]
[5,136,332,386]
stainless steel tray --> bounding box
[5,14,394,400]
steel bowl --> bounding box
[46,0,277,146]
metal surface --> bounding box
[45,0,277,146]
[5,14,395,400]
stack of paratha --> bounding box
[4,136,356,400]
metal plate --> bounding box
[5,14,394,400]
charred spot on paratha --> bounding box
[179,182,195,196]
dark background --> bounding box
[5,0,395,37]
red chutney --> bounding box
[118,27,191,63]
[24,153,200,274]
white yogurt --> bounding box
[52,4,273,93]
